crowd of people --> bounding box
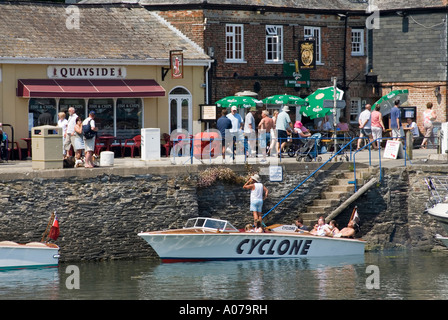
[355,100,436,150]
[57,107,98,168]
[217,105,352,161]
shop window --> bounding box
[116,98,142,139]
[88,98,114,136]
[28,98,57,132]
[59,99,86,119]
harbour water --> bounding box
[1,251,448,301]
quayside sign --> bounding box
[47,66,127,79]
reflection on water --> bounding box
[0,252,447,300]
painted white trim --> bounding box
[0,57,212,66]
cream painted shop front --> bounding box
[0,2,211,154]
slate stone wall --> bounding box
[0,164,445,262]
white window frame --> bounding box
[265,25,283,63]
[304,26,322,64]
[225,24,244,63]
[351,29,365,56]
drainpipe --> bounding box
[343,14,348,93]
[205,60,212,104]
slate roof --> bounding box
[0,1,209,62]
[79,0,447,12]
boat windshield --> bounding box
[184,218,239,232]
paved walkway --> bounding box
[0,146,443,174]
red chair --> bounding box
[110,138,123,157]
[161,133,173,157]
[7,140,22,160]
[122,135,141,158]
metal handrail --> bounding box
[352,136,409,192]
[262,138,357,220]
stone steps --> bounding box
[300,168,378,225]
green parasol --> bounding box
[301,86,344,119]
[262,94,308,106]
[372,89,409,115]
[215,96,263,109]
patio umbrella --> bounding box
[215,96,263,109]
[234,90,258,97]
[372,89,409,115]
[262,94,308,106]
[301,86,344,119]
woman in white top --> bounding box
[421,102,437,149]
[57,112,68,157]
[243,174,268,225]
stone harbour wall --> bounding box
[0,163,446,262]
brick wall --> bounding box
[157,8,373,111]
[380,82,447,131]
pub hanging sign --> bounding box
[170,50,184,79]
[298,40,316,70]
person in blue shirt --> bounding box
[216,109,232,159]
[390,100,402,141]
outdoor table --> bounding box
[98,135,117,151]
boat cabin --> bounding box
[183,217,239,233]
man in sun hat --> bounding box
[276,105,293,155]
[243,173,268,225]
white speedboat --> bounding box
[0,241,60,269]
[427,203,448,247]
[425,177,448,247]
[138,217,365,263]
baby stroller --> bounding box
[286,132,304,157]
[296,133,323,162]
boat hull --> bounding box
[427,203,448,234]
[138,232,365,263]
[0,242,59,269]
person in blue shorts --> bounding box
[243,174,268,225]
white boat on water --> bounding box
[138,217,365,263]
[427,203,448,247]
[425,177,448,247]
[0,241,60,269]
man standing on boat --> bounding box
[243,174,268,225]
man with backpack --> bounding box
[82,110,98,168]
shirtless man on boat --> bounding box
[334,220,356,238]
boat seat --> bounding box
[0,241,19,246]
[25,242,48,247]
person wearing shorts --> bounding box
[357,104,373,150]
[276,106,293,155]
[371,105,385,149]
[243,174,268,225]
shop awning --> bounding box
[17,79,166,98]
